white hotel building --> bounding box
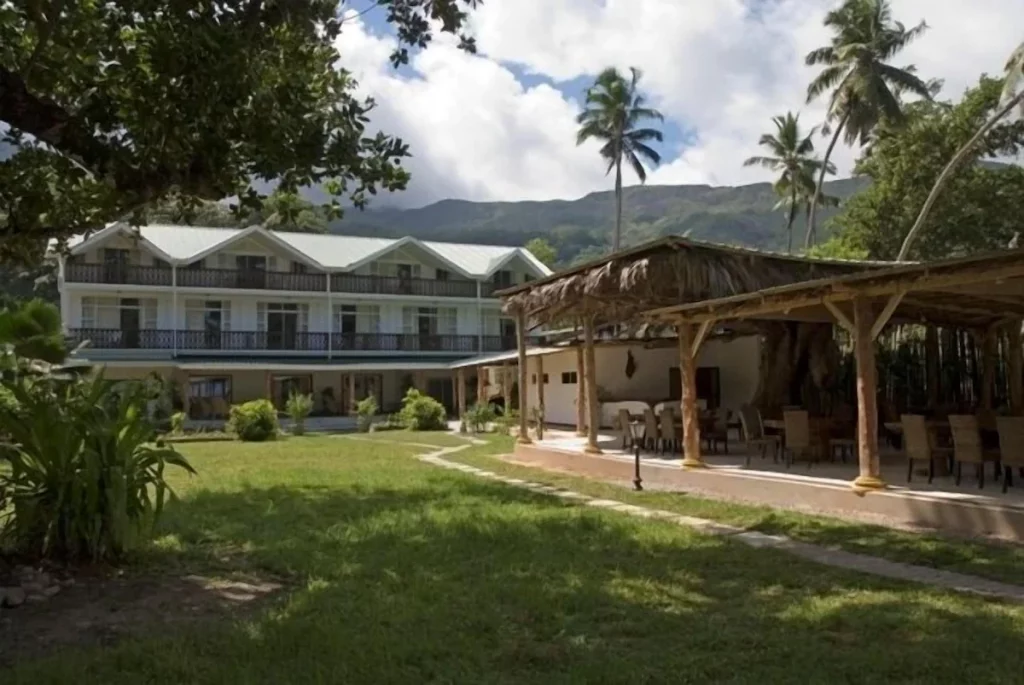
[58,223,551,417]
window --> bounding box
[291,262,308,274]
[530,373,549,385]
[333,304,380,333]
[152,257,170,269]
[523,274,534,283]
[186,260,204,270]
[370,261,421,278]
[436,269,450,281]
[235,255,268,271]
[561,371,578,384]
[81,296,157,329]
[185,300,231,331]
[493,270,514,288]
[258,302,309,332]
[482,310,515,337]
[402,306,456,335]
[542,373,549,384]
[189,376,231,399]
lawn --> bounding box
[6,434,1024,684]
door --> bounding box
[427,378,454,415]
[668,366,721,409]
[204,303,223,350]
[236,255,267,289]
[104,248,129,284]
[120,298,140,348]
[418,310,437,351]
[397,263,413,294]
[499,318,516,350]
[267,310,298,350]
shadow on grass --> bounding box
[9,475,1024,684]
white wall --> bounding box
[527,336,761,426]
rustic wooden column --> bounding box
[515,310,531,444]
[501,360,511,402]
[265,370,273,404]
[677,321,703,468]
[1009,320,1024,415]
[852,297,884,490]
[457,367,467,418]
[979,326,998,412]
[536,353,546,440]
[477,366,487,407]
[582,317,601,454]
[575,345,586,437]
[347,373,357,415]
[180,372,191,418]
[925,326,940,410]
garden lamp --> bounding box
[629,418,645,491]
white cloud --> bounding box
[335,1,1024,208]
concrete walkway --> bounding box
[413,442,1024,604]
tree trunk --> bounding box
[898,92,1024,261]
[613,157,623,252]
[806,113,848,247]
[786,189,797,254]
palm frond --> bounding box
[625,150,648,183]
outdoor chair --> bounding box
[996,417,1024,493]
[659,408,679,454]
[701,409,729,454]
[616,408,633,451]
[738,404,779,465]
[783,410,821,468]
[948,415,1001,488]
[643,408,660,452]
[902,414,951,484]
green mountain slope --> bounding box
[331,176,870,263]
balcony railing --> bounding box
[65,263,488,297]
[68,329,518,354]
[330,274,478,298]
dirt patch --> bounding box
[0,569,286,666]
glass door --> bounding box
[104,248,129,284]
[119,298,140,348]
[236,255,267,289]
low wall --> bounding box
[512,443,1024,541]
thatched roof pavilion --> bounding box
[500,236,891,325]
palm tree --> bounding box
[804,0,930,241]
[898,43,1024,260]
[744,112,832,253]
[577,67,664,252]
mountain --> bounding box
[329,177,870,264]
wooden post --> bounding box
[678,320,703,468]
[536,353,545,441]
[925,326,940,410]
[265,370,273,405]
[457,367,467,419]
[502,361,511,402]
[477,366,487,407]
[348,373,357,415]
[515,310,531,444]
[1009,320,1023,415]
[583,317,601,453]
[180,372,191,418]
[852,297,884,490]
[979,326,998,412]
[575,345,586,437]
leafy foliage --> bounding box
[170,411,186,435]
[464,402,497,433]
[285,392,314,435]
[228,399,279,442]
[524,237,558,268]
[356,395,379,433]
[823,77,1024,260]
[0,374,195,561]
[398,388,447,431]
[0,298,66,363]
[577,67,664,251]
[0,0,479,261]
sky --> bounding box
[336,0,1022,209]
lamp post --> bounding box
[629,418,645,491]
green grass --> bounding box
[447,436,1024,587]
[352,430,472,447]
[7,435,1024,684]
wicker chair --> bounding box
[701,409,729,454]
[659,408,679,454]
[783,410,821,468]
[948,415,1000,488]
[738,404,780,465]
[996,417,1024,493]
[902,414,951,484]
[616,408,633,451]
[643,408,660,452]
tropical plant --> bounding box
[285,392,314,435]
[0,299,66,364]
[524,237,558,268]
[228,399,279,442]
[170,411,186,435]
[356,395,379,433]
[804,0,930,241]
[464,402,497,433]
[898,43,1024,260]
[398,388,448,431]
[494,408,519,436]
[0,374,195,561]
[576,67,664,252]
[744,113,832,252]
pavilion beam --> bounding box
[477,366,487,408]
[677,319,704,469]
[870,289,906,340]
[582,316,602,454]
[575,345,587,437]
[1009,320,1024,415]
[852,297,884,490]
[536,353,546,440]
[457,367,467,421]
[822,300,855,334]
[691,320,713,357]
[516,310,532,445]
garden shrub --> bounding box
[369,414,405,432]
[464,402,496,433]
[495,408,519,436]
[356,395,378,433]
[398,388,447,431]
[285,392,314,435]
[228,399,279,441]
[170,411,186,434]
[0,374,195,561]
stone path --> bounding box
[414,443,1024,604]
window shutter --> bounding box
[222,302,232,331]
[299,304,309,332]
[257,302,266,331]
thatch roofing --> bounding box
[500,236,892,325]
[643,246,1024,330]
